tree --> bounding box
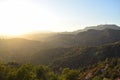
[60,68,80,80]
[16,64,35,80]
[93,76,102,80]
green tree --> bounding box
[35,65,48,80]
[60,68,80,80]
[93,76,102,80]
[0,63,9,80]
[16,64,35,80]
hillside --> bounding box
[74,29,120,46]
[38,28,120,48]
[0,38,43,62]
[51,41,120,69]
[30,41,120,69]
[0,58,120,80]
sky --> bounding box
[0,0,120,35]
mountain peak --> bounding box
[85,24,120,30]
[74,24,120,33]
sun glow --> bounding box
[0,0,60,36]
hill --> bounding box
[0,38,43,62]
[50,41,120,69]
[30,41,120,69]
[37,29,120,48]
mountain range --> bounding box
[0,24,120,69]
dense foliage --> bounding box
[50,41,120,69]
[0,61,79,80]
[1,58,120,80]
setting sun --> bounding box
[0,0,119,36]
[0,0,60,36]
[0,27,29,36]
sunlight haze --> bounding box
[0,0,120,36]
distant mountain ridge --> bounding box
[84,24,120,30]
[38,28,120,48]
[74,24,120,33]
[74,29,120,46]
[1,25,120,49]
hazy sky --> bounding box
[0,0,120,35]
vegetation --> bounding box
[1,58,120,80]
